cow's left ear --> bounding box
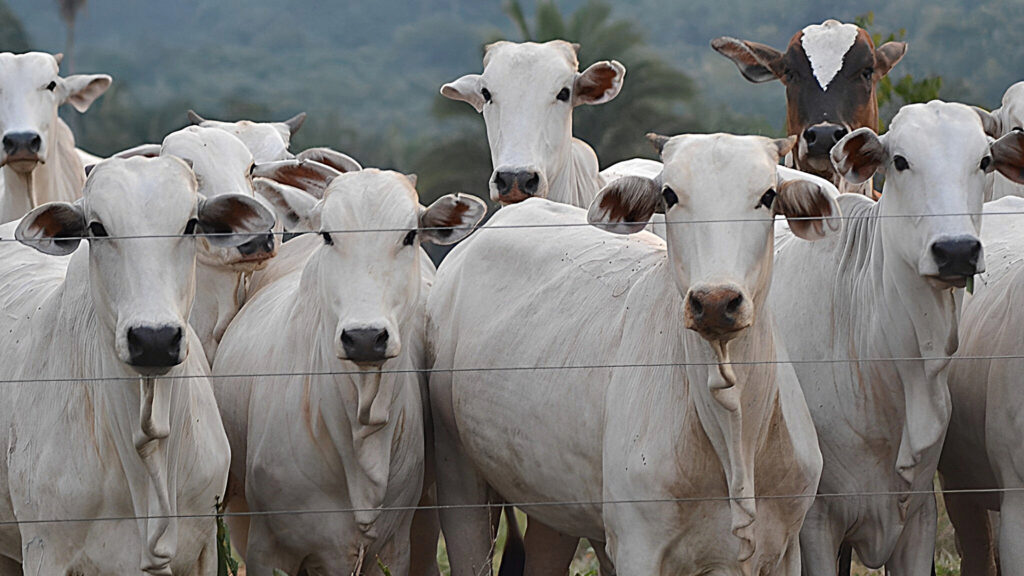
[197,193,277,248]
[16,201,86,256]
[588,175,662,235]
[774,178,841,241]
[974,106,1004,139]
[252,159,341,200]
[253,178,320,231]
[419,193,487,245]
[711,37,785,83]
[832,127,885,185]
[574,60,626,106]
[990,130,1024,184]
[62,74,112,113]
[296,147,362,174]
[874,42,907,78]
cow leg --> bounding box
[997,491,1024,575]
[592,540,616,575]
[377,518,414,576]
[943,488,997,576]
[779,536,803,576]
[409,493,441,576]
[603,522,663,576]
[521,518,577,576]
[225,496,251,560]
[798,501,843,576]
[244,517,303,576]
[884,495,937,576]
[0,556,18,576]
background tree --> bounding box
[0,0,28,52]
[55,0,85,72]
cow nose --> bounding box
[237,232,275,256]
[340,327,390,365]
[685,285,752,341]
[803,124,848,157]
[493,170,540,202]
[126,326,184,369]
[931,238,982,278]
[2,131,41,157]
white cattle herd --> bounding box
[0,16,1022,576]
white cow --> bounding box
[441,40,625,207]
[0,51,110,222]
[973,81,1024,200]
[429,133,834,575]
[768,101,1024,575]
[0,156,275,575]
[211,169,484,575]
[938,194,1024,576]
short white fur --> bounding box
[801,20,859,91]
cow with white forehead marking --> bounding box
[713,20,906,196]
[441,40,624,207]
[0,51,110,221]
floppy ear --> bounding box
[574,60,626,106]
[295,147,362,174]
[588,176,662,235]
[62,74,112,113]
[990,130,1024,184]
[419,193,487,245]
[710,37,785,83]
[252,159,341,200]
[253,178,320,231]
[774,178,841,241]
[974,106,1003,139]
[772,135,798,159]
[831,127,885,185]
[111,143,162,160]
[874,41,907,77]
[283,112,307,136]
[196,193,277,248]
[441,74,485,113]
[16,201,86,256]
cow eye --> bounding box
[556,87,571,102]
[1014,126,1023,133]
[321,231,334,246]
[981,156,992,171]
[403,229,417,246]
[45,80,56,92]
[184,218,198,235]
[481,88,492,103]
[893,155,909,171]
[758,188,776,210]
[662,186,678,209]
[88,222,108,238]
[862,67,874,80]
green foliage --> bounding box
[215,498,239,576]
[376,556,394,576]
[272,570,290,576]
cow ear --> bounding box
[974,106,1003,139]
[186,110,207,126]
[574,60,626,106]
[874,41,907,77]
[253,178,320,231]
[990,131,1024,184]
[832,127,885,185]
[774,178,841,241]
[16,201,86,256]
[772,135,798,159]
[419,193,487,245]
[283,112,306,136]
[111,143,162,160]
[62,74,112,113]
[588,175,662,235]
[711,37,785,83]
[441,74,485,113]
[252,159,341,200]
[295,147,362,174]
[197,193,277,248]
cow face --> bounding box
[713,20,906,188]
[15,156,274,375]
[589,134,838,344]
[832,102,1024,287]
[441,40,624,204]
[254,169,485,367]
[187,109,306,163]
[0,52,110,173]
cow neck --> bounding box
[832,194,957,506]
[46,249,184,574]
[296,251,407,534]
[0,118,85,223]
[191,260,249,364]
[545,137,604,208]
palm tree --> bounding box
[56,0,86,72]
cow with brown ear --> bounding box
[712,19,906,197]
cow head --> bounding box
[441,40,624,204]
[589,133,839,344]
[187,109,306,163]
[0,52,110,173]
[15,156,273,375]
[254,169,485,367]
[832,102,1024,287]
[713,20,905,189]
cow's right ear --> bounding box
[990,130,1024,184]
[16,201,86,256]
[441,74,485,113]
[253,178,321,231]
[252,159,341,200]
[710,37,785,83]
[587,176,662,235]
[973,106,1003,139]
[197,193,277,248]
[296,147,362,174]
[831,127,885,185]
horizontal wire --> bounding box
[0,353,1021,384]
[0,208,1021,243]
[2,486,1020,527]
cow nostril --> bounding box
[803,128,817,145]
[340,331,354,347]
[689,293,704,316]
[494,173,511,195]
[726,294,744,314]
[522,173,540,195]
[375,329,389,348]
[2,136,13,154]
[832,128,848,143]
[28,135,41,153]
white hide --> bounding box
[0,157,257,575]
[801,20,860,91]
[769,102,996,574]
[430,135,828,576]
[982,82,1024,200]
[0,52,110,222]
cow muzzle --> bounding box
[235,232,276,263]
[491,168,545,204]
[800,122,848,172]
[339,326,396,367]
[1,130,42,172]
[684,284,754,342]
[125,325,185,375]
[926,236,983,287]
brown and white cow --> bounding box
[712,19,906,196]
